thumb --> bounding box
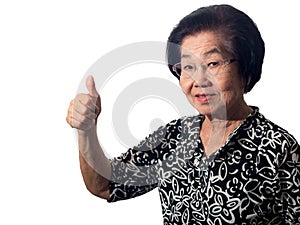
[86,75,99,97]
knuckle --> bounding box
[82,107,90,116]
[66,116,70,124]
[75,93,84,98]
[66,116,74,128]
[67,105,73,114]
[75,93,88,103]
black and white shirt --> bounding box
[108,107,300,224]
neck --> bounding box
[200,103,252,157]
[204,101,252,127]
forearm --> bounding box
[78,125,111,200]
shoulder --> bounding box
[253,108,298,145]
[154,114,203,133]
[132,114,202,150]
[166,114,203,136]
[249,107,299,161]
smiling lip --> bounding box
[195,93,215,103]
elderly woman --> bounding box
[66,4,300,224]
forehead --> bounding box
[181,31,224,59]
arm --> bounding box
[67,76,169,202]
[67,76,110,200]
[78,127,111,200]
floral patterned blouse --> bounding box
[107,107,300,224]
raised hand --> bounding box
[66,75,101,130]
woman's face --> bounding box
[179,31,245,119]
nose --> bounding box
[192,70,212,88]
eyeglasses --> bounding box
[172,58,236,79]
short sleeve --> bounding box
[107,122,171,202]
[278,132,300,224]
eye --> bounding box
[182,63,195,72]
[207,59,221,69]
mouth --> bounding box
[195,93,215,103]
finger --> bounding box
[66,100,75,126]
[86,76,101,115]
[73,104,97,120]
[69,110,94,130]
[67,99,96,128]
[79,98,98,113]
[71,98,97,121]
[86,75,99,98]
[72,109,94,124]
[75,93,97,113]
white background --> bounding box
[0,0,299,224]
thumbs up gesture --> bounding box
[86,75,99,98]
[66,75,101,130]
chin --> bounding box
[195,104,227,119]
[195,104,212,116]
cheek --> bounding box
[179,79,193,95]
[220,81,233,92]
[219,79,244,101]
[218,69,245,93]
